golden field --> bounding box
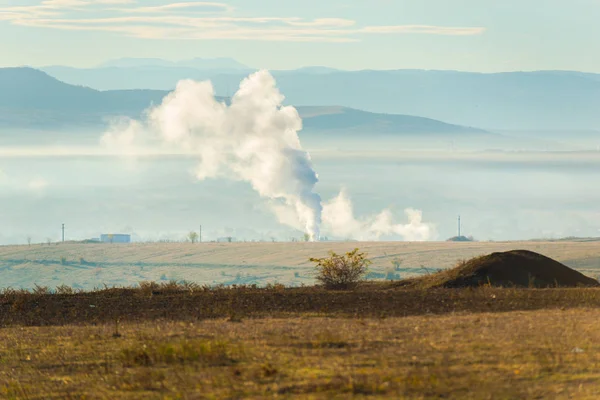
[2,292,600,399]
[1,241,600,398]
[0,240,599,289]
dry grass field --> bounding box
[2,241,600,398]
[2,285,600,399]
[3,312,600,399]
[1,240,600,290]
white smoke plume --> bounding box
[103,70,322,240]
[102,70,435,241]
[323,190,435,241]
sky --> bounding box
[0,0,598,71]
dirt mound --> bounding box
[405,250,599,288]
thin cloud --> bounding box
[120,2,235,13]
[286,18,356,28]
[28,178,50,191]
[0,1,486,42]
[361,25,486,36]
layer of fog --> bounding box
[1,148,600,245]
[1,68,600,245]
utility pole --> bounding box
[199,225,202,243]
[62,223,65,242]
[458,216,461,238]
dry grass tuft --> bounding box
[120,339,240,367]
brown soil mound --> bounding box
[402,250,600,288]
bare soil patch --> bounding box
[398,250,600,289]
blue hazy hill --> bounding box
[40,63,600,130]
[0,67,486,136]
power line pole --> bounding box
[62,223,65,242]
[199,225,202,243]
[458,215,461,238]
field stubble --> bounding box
[2,307,600,399]
[3,241,600,398]
[1,285,600,398]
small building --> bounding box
[100,234,131,244]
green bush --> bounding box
[310,248,371,290]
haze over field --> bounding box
[1,64,600,245]
[0,0,598,248]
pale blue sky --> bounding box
[0,0,598,71]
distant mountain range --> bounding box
[0,67,485,135]
[39,61,600,130]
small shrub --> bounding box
[160,280,181,291]
[181,280,201,292]
[32,284,50,295]
[55,284,74,295]
[310,248,371,290]
[138,281,159,296]
[265,282,286,291]
[59,256,67,265]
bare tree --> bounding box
[46,237,52,246]
[187,231,199,244]
[391,258,403,271]
[26,236,32,246]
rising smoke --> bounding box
[322,190,435,241]
[102,70,434,241]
